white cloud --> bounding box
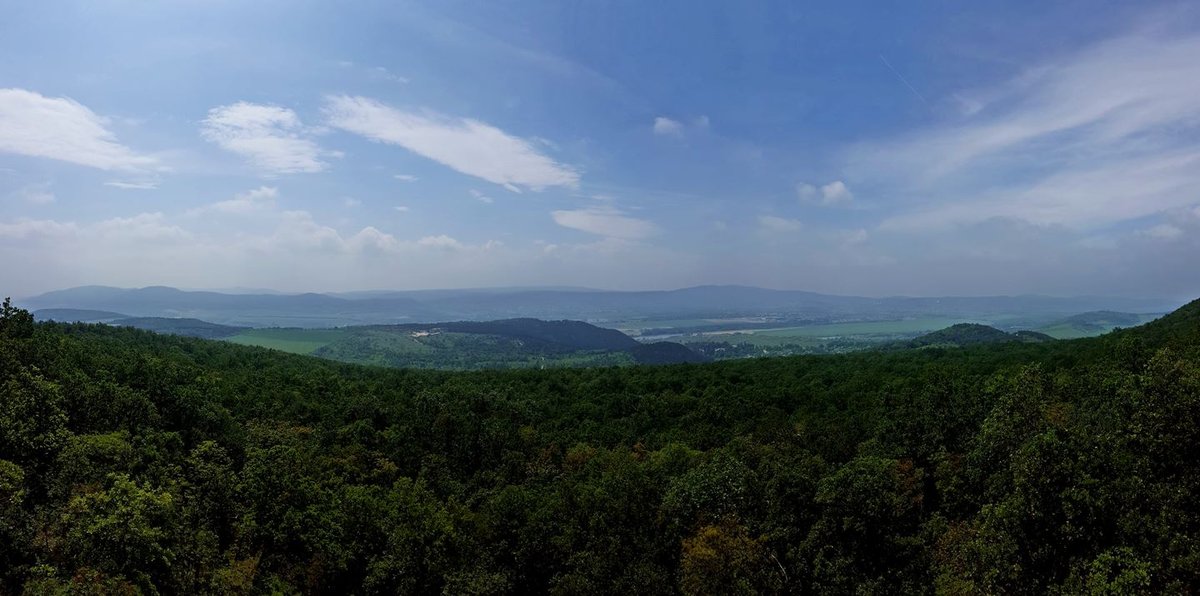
[93,212,191,243]
[842,228,869,245]
[394,205,410,212]
[0,88,155,170]
[758,215,803,233]
[653,116,684,137]
[189,186,278,216]
[201,102,328,174]
[417,235,464,250]
[271,210,344,251]
[470,189,494,204]
[342,197,361,208]
[348,226,401,253]
[881,150,1200,231]
[653,115,709,138]
[0,207,571,296]
[1142,223,1183,240]
[324,95,579,191]
[0,212,187,245]
[371,66,409,84]
[12,183,55,205]
[820,181,853,204]
[551,207,657,240]
[0,218,77,241]
[394,174,418,182]
[104,180,159,190]
[849,28,1200,230]
[797,180,853,205]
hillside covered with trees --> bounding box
[892,323,1057,350]
[2,296,1200,593]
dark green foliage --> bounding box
[107,317,248,339]
[2,296,1200,593]
[1013,329,1056,342]
[307,319,705,369]
[885,323,1058,351]
[630,342,710,364]
[402,318,639,350]
[32,308,130,323]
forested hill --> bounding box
[248,318,706,369]
[384,318,640,351]
[2,296,1200,593]
[894,323,1056,349]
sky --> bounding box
[2,0,1200,299]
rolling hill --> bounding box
[103,317,248,339]
[1038,310,1162,339]
[33,309,246,339]
[894,323,1058,349]
[229,318,705,369]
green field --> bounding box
[225,328,349,354]
[680,317,975,345]
[1036,314,1162,339]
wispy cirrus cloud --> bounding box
[551,206,656,240]
[758,215,803,233]
[11,183,55,205]
[201,102,330,174]
[0,88,155,171]
[188,186,279,216]
[849,28,1200,231]
[653,115,709,138]
[104,180,159,190]
[324,95,580,191]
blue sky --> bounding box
[2,0,1200,298]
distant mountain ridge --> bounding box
[33,309,247,339]
[20,285,1178,329]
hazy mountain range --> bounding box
[19,285,1179,328]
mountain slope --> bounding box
[1038,310,1162,339]
[108,317,248,339]
[892,323,1057,349]
[399,318,640,351]
[0,298,1198,592]
[229,318,703,369]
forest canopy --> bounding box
[2,296,1200,594]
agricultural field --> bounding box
[674,317,994,359]
[747,317,977,341]
[1036,313,1163,339]
[673,317,973,345]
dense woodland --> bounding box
[2,295,1200,594]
